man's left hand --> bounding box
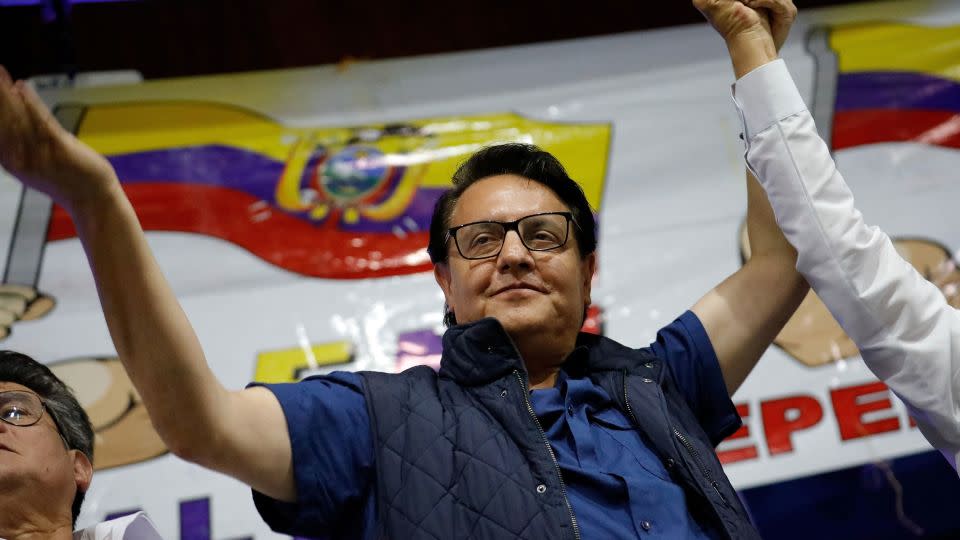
[694,0,796,52]
[694,0,797,78]
[745,0,797,52]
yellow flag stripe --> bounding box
[831,23,960,82]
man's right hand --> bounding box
[0,65,299,502]
[0,66,121,213]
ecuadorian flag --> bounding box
[47,103,609,279]
[827,23,960,151]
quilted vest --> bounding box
[360,318,760,539]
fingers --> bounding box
[0,68,23,123]
[690,0,711,12]
[0,77,59,178]
[744,0,797,18]
[17,80,61,151]
[742,0,796,50]
[0,70,21,130]
[0,69,57,149]
[18,79,57,129]
[742,0,796,27]
[0,79,30,174]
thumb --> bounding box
[17,81,64,143]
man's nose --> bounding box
[497,230,534,270]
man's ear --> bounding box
[72,450,93,493]
[582,252,598,306]
[434,263,454,306]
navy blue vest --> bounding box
[360,318,759,539]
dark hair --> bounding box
[0,350,94,527]
[427,143,597,326]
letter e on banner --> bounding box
[762,395,824,456]
[717,403,759,464]
[830,381,900,441]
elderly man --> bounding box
[0,350,93,538]
[0,350,160,539]
[0,1,802,537]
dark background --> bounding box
[4,0,871,81]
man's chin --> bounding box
[486,310,551,336]
[0,467,27,490]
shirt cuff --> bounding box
[731,59,808,141]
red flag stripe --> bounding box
[833,109,960,150]
[48,183,433,279]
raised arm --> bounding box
[0,68,298,500]
[725,30,960,469]
[690,0,808,396]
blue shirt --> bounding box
[253,311,737,539]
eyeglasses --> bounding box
[447,212,575,260]
[0,390,53,428]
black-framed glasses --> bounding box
[447,211,575,260]
[0,390,53,428]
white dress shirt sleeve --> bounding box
[732,59,960,473]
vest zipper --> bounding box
[514,369,581,540]
[621,370,730,508]
[672,427,730,507]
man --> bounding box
[0,350,93,538]
[0,350,160,539]
[712,0,960,470]
[0,0,802,537]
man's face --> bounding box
[0,381,91,521]
[434,174,596,338]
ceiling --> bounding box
[3,0,873,81]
